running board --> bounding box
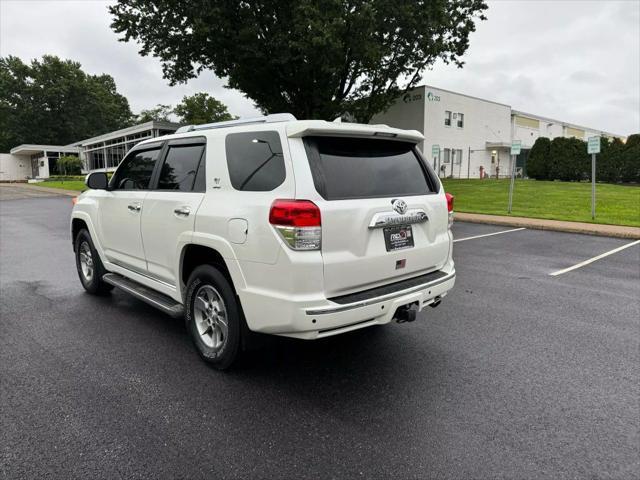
[103,273,184,318]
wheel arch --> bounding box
[71,217,87,251]
[179,243,246,301]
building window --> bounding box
[444,111,452,127]
[457,113,464,128]
[443,148,451,163]
[455,149,463,164]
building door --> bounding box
[30,156,39,178]
[491,151,499,178]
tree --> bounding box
[526,137,551,180]
[0,55,134,152]
[110,0,487,122]
[174,93,236,125]
[57,155,83,176]
[136,104,173,123]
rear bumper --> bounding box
[240,266,456,339]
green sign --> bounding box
[510,140,521,155]
[588,136,600,154]
[431,144,440,157]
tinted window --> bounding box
[110,148,161,190]
[225,131,285,191]
[304,137,434,200]
[157,144,205,191]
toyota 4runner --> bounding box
[71,114,456,369]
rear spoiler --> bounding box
[286,121,424,144]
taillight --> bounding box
[269,199,321,250]
[445,193,454,229]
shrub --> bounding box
[526,137,551,179]
[598,138,624,183]
[620,134,640,183]
[548,137,589,181]
[46,175,86,182]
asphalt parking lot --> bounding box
[1,191,638,479]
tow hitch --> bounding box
[394,302,419,323]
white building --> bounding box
[0,121,180,182]
[371,85,625,178]
[1,145,80,181]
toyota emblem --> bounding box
[391,199,408,215]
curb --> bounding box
[455,212,640,239]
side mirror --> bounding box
[86,171,108,190]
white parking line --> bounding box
[453,227,526,243]
[549,239,640,276]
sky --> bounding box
[1,0,639,135]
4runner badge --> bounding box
[391,199,408,215]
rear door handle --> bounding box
[127,203,141,212]
[174,206,191,217]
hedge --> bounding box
[527,134,639,183]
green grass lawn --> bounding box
[442,179,640,227]
[33,181,86,192]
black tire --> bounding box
[185,265,242,370]
[74,229,113,295]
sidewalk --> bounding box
[13,183,79,197]
[455,212,640,239]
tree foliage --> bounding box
[620,134,640,183]
[0,55,134,152]
[109,0,488,122]
[174,93,236,125]
[548,137,589,182]
[136,104,173,123]
[57,155,83,176]
[528,135,639,183]
[526,137,551,180]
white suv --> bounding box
[71,114,455,369]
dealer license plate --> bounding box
[383,225,414,252]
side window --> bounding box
[444,110,452,126]
[225,131,285,191]
[157,144,205,191]
[110,148,161,190]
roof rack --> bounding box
[175,113,297,134]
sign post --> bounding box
[508,140,521,213]
[587,136,600,219]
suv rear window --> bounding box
[303,136,437,200]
